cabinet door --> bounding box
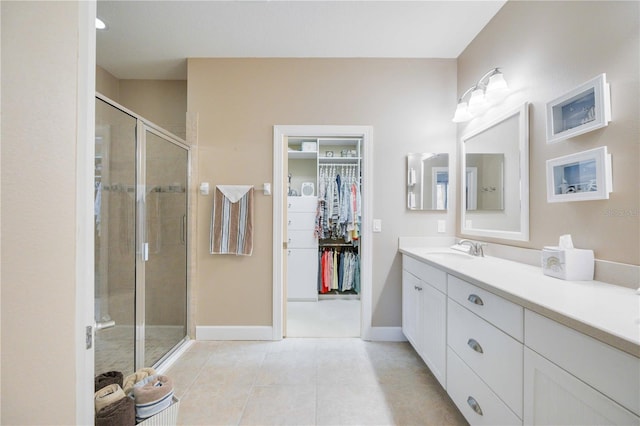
[402,269,422,352]
[287,212,316,230]
[288,230,317,248]
[524,348,639,426]
[287,196,318,212]
[421,282,447,388]
[287,249,318,301]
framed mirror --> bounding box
[461,103,529,241]
[407,153,449,210]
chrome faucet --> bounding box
[457,239,487,257]
[457,239,477,255]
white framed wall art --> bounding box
[546,73,611,144]
[546,146,612,202]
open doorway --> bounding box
[272,125,373,340]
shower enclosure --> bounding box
[94,94,189,376]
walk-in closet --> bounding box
[286,137,362,337]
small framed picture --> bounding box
[546,74,611,144]
[546,146,612,203]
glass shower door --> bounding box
[94,98,137,376]
[142,128,189,367]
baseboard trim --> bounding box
[195,326,274,341]
[364,326,407,342]
[195,325,406,342]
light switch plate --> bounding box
[372,219,382,233]
[437,220,446,233]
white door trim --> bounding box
[272,125,373,340]
[76,1,96,424]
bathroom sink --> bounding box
[422,251,475,261]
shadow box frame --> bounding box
[546,73,611,144]
[546,146,612,203]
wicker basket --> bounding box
[137,396,180,426]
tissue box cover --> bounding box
[301,142,317,152]
[542,247,594,281]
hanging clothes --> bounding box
[315,164,361,241]
[318,247,360,294]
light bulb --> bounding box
[485,71,508,103]
[467,88,487,114]
[487,72,508,92]
[452,102,473,122]
[96,17,107,30]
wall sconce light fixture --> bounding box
[452,68,509,123]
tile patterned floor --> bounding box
[287,300,360,337]
[166,338,468,426]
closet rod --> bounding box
[320,243,357,247]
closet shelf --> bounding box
[318,156,361,163]
[288,151,316,160]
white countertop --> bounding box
[399,246,640,357]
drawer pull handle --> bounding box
[467,294,484,306]
[467,338,484,354]
[467,396,483,416]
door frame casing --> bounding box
[272,125,373,340]
[76,1,97,424]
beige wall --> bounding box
[2,1,84,423]
[96,67,188,139]
[96,65,120,101]
[188,58,457,327]
[118,80,187,139]
[457,1,639,265]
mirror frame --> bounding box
[460,102,529,241]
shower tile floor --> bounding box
[166,338,468,425]
[95,326,186,375]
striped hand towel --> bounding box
[210,185,254,256]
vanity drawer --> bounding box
[402,255,447,293]
[448,275,523,341]
[287,230,317,248]
[287,196,317,212]
[447,349,522,426]
[287,212,316,230]
[525,309,640,417]
[448,298,523,418]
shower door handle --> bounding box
[95,320,115,331]
[143,243,149,261]
[181,214,187,244]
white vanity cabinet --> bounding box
[401,255,447,387]
[447,275,524,425]
[400,249,640,426]
[286,196,318,301]
[524,310,640,425]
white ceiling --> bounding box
[96,0,506,80]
